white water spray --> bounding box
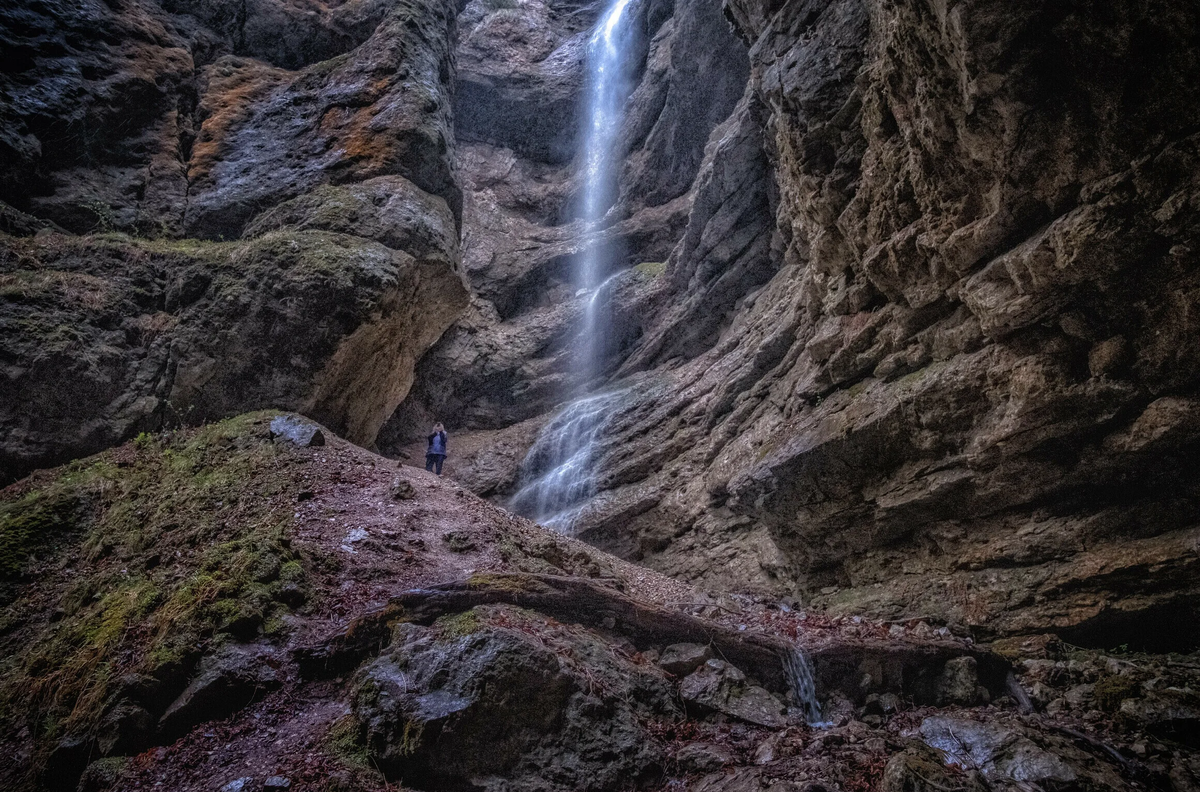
[783,646,827,726]
[510,0,639,530]
[509,389,627,530]
[575,0,638,383]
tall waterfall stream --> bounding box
[511,0,639,531]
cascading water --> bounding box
[510,0,639,531]
[574,0,638,383]
[508,389,627,530]
[783,646,828,726]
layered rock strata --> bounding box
[378,0,750,445]
[0,0,468,482]
[424,0,1200,648]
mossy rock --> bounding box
[0,490,85,578]
[0,412,312,770]
[1094,674,1142,712]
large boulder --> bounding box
[679,658,788,728]
[159,644,282,739]
[0,229,466,483]
[352,606,679,791]
[920,716,1126,790]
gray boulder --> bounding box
[352,607,679,791]
[920,716,1125,790]
[1119,687,1200,744]
[159,645,281,739]
[659,642,714,676]
[270,416,326,448]
[679,658,787,728]
[937,656,987,706]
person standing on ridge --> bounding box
[425,423,447,475]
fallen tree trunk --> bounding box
[294,573,1010,704]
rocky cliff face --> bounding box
[600,0,1200,648]
[3,0,1200,737]
[398,0,1200,651]
[0,0,468,482]
[2,1,1200,787]
[377,0,750,446]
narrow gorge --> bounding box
[2,0,1199,790]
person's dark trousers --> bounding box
[425,453,445,475]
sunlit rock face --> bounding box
[410,0,1200,647]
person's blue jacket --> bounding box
[427,430,447,456]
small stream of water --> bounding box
[783,646,827,726]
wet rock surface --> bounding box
[377,0,749,451]
[0,0,468,482]
[418,0,1200,654]
[159,644,283,739]
[0,230,465,483]
[354,608,677,791]
[680,658,788,728]
[1,415,1199,792]
[2,0,1200,790]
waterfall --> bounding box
[783,646,827,726]
[575,0,638,384]
[509,389,627,531]
[510,0,639,532]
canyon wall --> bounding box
[3,0,1199,649]
[0,0,468,481]
[414,0,1200,648]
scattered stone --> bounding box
[270,416,325,448]
[1064,683,1095,710]
[391,479,417,500]
[679,659,787,728]
[676,742,734,772]
[96,701,154,756]
[442,530,476,552]
[77,758,130,792]
[1119,688,1200,743]
[159,645,282,738]
[752,729,803,765]
[937,656,986,706]
[881,743,985,792]
[659,642,714,676]
[276,582,307,607]
[221,778,253,792]
[862,692,902,717]
[1094,674,1142,711]
[264,777,291,789]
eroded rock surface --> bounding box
[0,0,468,482]
[421,0,1200,652]
[378,0,750,449]
[0,230,464,482]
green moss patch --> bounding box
[634,261,666,278]
[0,412,313,756]
[1095,674,1142,712]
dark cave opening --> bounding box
[1055,596,1200,655]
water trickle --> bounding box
[783,646,827,726]
[511,0,640,531]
